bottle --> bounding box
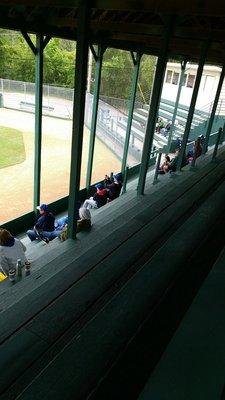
[25,261,31,275]
[9,268,16,283]
[16,259,22,277]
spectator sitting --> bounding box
[165,121,171,131]
[104,174,112,186]
[160,121,171,137]
[60,208,92,241]
[156,117,165,133]
[106,173,123,200]
[170,149,188,172]
[83,183,108,209]
[194,137,202,158]
[200,134,205,146]
[158,155,171,174]
[40,208,92,242]
[27,204,55,243]
[186,137,202,163]
[0,228,29,276]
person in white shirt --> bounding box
[0,228,28,276]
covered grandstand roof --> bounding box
[0,0,225,64]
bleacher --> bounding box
[139,241,225,400]
[1,148,225,399]
[117,98,225,153]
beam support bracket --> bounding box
[21,31,37,55]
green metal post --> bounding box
[176,41,209,171]
[86,45,105,192]
[221,121,225,144]
[121,52,142,186]
[212,127,223,160]
[203,63,225,154]
[167,59,187,151]
[122,166,129,193]
[137,18,172,195]
[68,1,90,239]
[34,34,44,210]
[153,151,162,184]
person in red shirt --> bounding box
[83,183,108,209]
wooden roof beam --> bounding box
[92,0,225,17]
[0,0,78,7]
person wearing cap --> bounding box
[83,183,108,209]
[26,204,55,243]
[106,173,123,200]
[103,174,112,186]
[59,208,92,241]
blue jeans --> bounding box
[55,216,68,228]
[27,229,60,242]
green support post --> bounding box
[137,18,172,195]
[121,52,142,191]
[212,127,223,160]
[176,41,209,171]
[21,32,51,211]
[167,59,187,151]
[34,34,44,210]
[153,151,162,184]
[122,166,129,193]
[203,63,225,154]
[68,1,90,239]
[86,45,105,192]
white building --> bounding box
[162,62,224,111]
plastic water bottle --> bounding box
[16,259,22,277]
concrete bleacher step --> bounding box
[133,111,147,125]
[117,119,145,139]
[138,244,225,400]
[1,149,225,400]
[8,175,225,400]
[119,116,145,133]
[131,119,145,132]
[117,118,165,150]
[90,189,225,400]
[136,107,149,118]
[13,148,224,273]
[11,144,223,274]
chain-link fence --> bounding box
[0,78,145,165]
[0,78,73,119]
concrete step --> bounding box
[12,176,225,400]
[1,148,225,400]
[136,108,149,118]
[17,148,223,276]
[138,244,225,400]
[133,111,147,125]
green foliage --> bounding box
[43,38,75,87]
[0,126,26,168]
[99,48,133,99]
[0,29,156,102]
[0,30,75,87]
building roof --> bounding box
[167,62,222,73]
[0,1,225,65]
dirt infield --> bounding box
[0,108,121,224]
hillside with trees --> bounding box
[0,29,156,104]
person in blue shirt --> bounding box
[26,204,55,243]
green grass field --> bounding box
[0,126,26,169]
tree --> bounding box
[0,28,157,106]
